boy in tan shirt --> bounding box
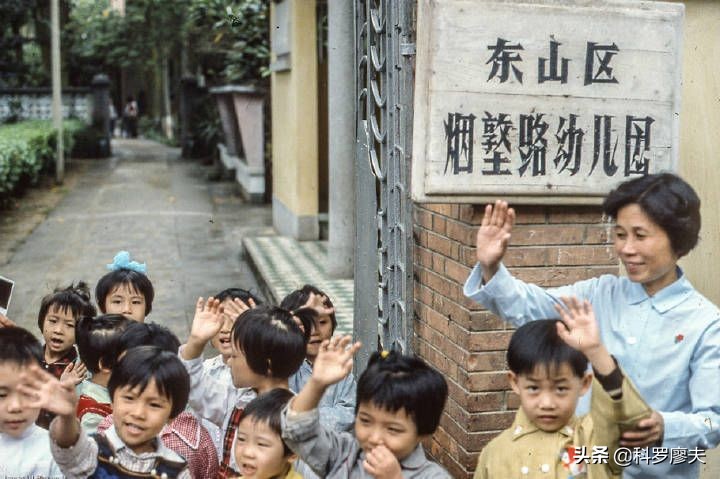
[475,297,651,479]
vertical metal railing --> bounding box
[354,0,415,370]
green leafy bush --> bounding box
[0,119,84,201]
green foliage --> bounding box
[138,117,179,147]
[0,0,39,87]
[0,119,83,200]
[66,0,190,79]
[185,0,269,86]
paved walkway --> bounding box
[1,138,273,344]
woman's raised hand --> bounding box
[476,200,515,281]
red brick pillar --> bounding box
[413,203,619,478]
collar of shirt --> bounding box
[0,423,41,442]
[399,443,431,470]
[80,380,112,403]
[509,408,577,441]
[163,412,202,450]
[625,267,694,313]
[204,354,227,374]
[41,345,78,366]
[105,424,183,463]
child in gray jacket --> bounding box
[282,336,451,478]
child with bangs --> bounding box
[75,314,131,433]
[96,321,219,479]
[36,281,97,428]
[205,288,263,387]
[231,389,301,479]
[180,299,309,478]
[473,298,651,479]
[282,336,451,478]
[0,327,62,479]
[202,287,263,458]
[281,285,356,432]
[96,251,154,322]
[23,345,192,478]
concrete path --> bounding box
[1,138,273,344]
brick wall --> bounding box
[413,203,619,478]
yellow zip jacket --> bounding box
[474,375,651,479]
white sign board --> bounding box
[412,0,684,204]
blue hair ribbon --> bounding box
[107,251,147,274]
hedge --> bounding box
[0,120,84,200]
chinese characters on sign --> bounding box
[444,39,653,180]
[412,0,683,203]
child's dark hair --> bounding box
[116,322,181,357]
[603,173,701,258]
[95,269,154,315]
[241,388,294,455]
[0,327,43,366]
[507,320,588,378]
[357,351,448,435]
[76,314,131,374]
[108,345,189,419]
[280,284,337,333]
[37,282,97,331]
[215,288,264,308]
[232,305,307,379]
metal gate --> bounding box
[354,0,416,368]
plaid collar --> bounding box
[41,345,78,365]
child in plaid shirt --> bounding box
[97,321,219,479]
[36,282,97,428]
[179,298,310,478]
[24,345,193,479]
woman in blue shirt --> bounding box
[464,173,720,479]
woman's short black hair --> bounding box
[37,282,97,331]
[95,269,155,315]
[115,321,181,357]
[507,320,588,378]
[602,173,701,258]
[231,305,307,379]
[356,351,448,436]
[214,288,264,307]
[0,327,43,366]
[76,314,131,374]
[280,284,337,333]
[240,388,294,456]
[108,345,189,419]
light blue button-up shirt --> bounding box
[464,263,720,479]
[289,359,357,432]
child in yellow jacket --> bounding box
[474,297,652,479]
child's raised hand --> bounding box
[363,444,403,479]
[311,335,361,387]
[475,200,515,277]
[224,297,255,320]
[18,364,77,417]
[0,313,16,328]
[189,297,224,343]
[554,296,601,354]
[60,361,87,386]
[303,292,335,317]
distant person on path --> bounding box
[109,102,117,138]
[464,173,720,478]
[123,96,138,138]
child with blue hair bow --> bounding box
[95,251,153,322]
